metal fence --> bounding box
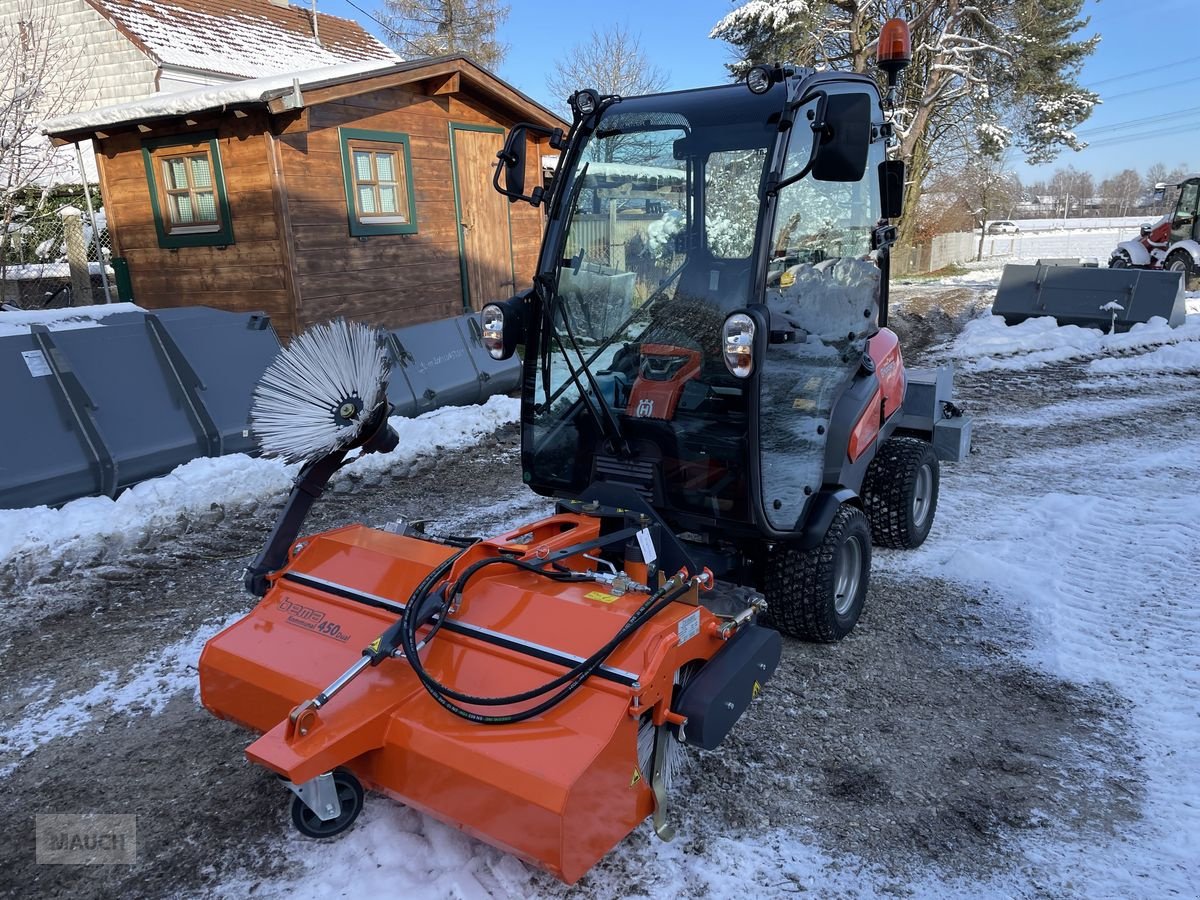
[0,184,114,310]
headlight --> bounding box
[722,313,755,378]
[572,89,598,116]
[481,303,505,359]
[746,65,773,95]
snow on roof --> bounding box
[42,58,403,135]
[587,162,686,182]
[85,0,397,80]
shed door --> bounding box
[451,125,515,310]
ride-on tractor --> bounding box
[200,18,970,883]
[1110,174,1200,282]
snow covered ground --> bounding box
[2,281,1199,898]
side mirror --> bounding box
[812,93,872,183]
[479,293,527,360]
[493,123,564,207]
[878,159,905,219]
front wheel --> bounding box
[1109,251,1131,269]
[761,504,872,643]
[1166,250,1195,284]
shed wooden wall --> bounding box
[278,83,547,332]
[96,112,295,334]
[94,81,550,341]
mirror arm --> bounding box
[765,92,827,197]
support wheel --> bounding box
[290,769,364,839]
[861,437,940,549]
[1166,250,1194,285]
[761,504,871,643]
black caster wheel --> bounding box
[289,768,364,838]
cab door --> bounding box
[1170,178,1200,244]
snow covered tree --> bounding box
[710,0,1099,246]
[379,0,509,69]
[545,25,669,163]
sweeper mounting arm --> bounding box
[244,408,398,596]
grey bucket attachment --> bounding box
[1035,258,1082,267]
[992,264,1186,331]
[0,306,279,510]
[385,312,521,417]
[898,366,971,462]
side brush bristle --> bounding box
[250,319,391,462]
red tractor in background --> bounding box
[1110,175,1200,282]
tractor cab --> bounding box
[487,69,904,561]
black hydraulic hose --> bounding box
[400,569,693,724]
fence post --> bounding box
[74,141,113,303]
[60,207,93,306]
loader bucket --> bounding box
[992,264,1186,330]
[199,516,768,883]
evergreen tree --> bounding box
[710,1,1099,246]
[380,0,510,70]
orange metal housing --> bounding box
[847,328,905,462]
[199,514,731,883]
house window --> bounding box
[141,133,234,248]
[339,128,418,236]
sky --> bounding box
[319,0,1199,186]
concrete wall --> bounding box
[894,229,1129,275]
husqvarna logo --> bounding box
[635,398,655,418]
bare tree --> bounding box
[545,25,669,164]
[1,2,91,295]
[379,0,509,70]
[1099,169,1141,217]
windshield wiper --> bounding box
[550,297,629,456]
[542,259,686,411]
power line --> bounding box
[1076,104,1200,137]
[1084,120,1200,150]
[1100,75,1200,103]
[341,0,428,58]
[1083,55,1199,89]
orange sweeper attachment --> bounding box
[199,320,781,883]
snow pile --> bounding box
[0,613,239,778]
[0,396,520,573]
[952,313,1200,371]
[1089,340,1200,375]
[0,302,143,336]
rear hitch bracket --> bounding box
[282,772,342,822]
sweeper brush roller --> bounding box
[250,318,391,462]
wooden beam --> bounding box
[265,130,302,340]
[137,124,152,133]
[270,108,309,136]
[427,71,460,96]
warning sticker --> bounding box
[22,350,51,378]
[630,768,642,787]
[584,590,619,604]
[677,609,700,646]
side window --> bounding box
[705,148,768,258]
[339,128,418,236]
[141,133,233,248]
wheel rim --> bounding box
[1169,259,1188,272]
[912,464,933,528]
[834,535,863,616]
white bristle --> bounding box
[250,319,391,462]
[637,717,688,792]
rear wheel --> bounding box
[1109,251,1131,269]
[861,436,940,549]
[761,504,871,643]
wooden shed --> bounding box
[44,57,564,339]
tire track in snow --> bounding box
[882,372,1200,896]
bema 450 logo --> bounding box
[278,597,324,624]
